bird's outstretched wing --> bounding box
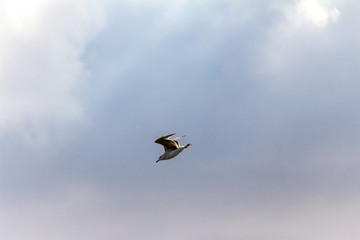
[155,133,179,151]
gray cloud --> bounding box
[2,186,360,240]
[0,0,107,139]
[1,1,360,239]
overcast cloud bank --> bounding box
[1,1,360,239]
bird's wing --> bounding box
[155,134,179,151]
[173,140,180,148]
[160,133,176,139]
[155,133,176,143]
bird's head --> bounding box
[156,155,164,163]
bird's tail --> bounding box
[184,143,192,148]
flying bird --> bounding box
[155,133,192,163]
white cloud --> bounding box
[285,0,340,28]
[256,0,341,76]
[0,0,107,138]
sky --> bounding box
[1,0,360,239]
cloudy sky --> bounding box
[1,0,360,239]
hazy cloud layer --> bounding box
[1,0,360,239]
[2,186,360,240]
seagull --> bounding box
[155,133,192,163]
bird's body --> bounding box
[155,133,191,163]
